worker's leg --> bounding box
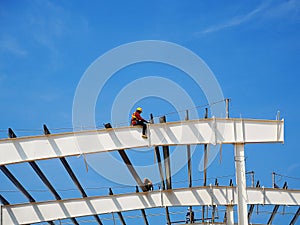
[136,121,147,135]
[142,123,146,135]
[145,184,150,191]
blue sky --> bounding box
[0,0,300,224]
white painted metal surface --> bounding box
[2,186,299,225]
[0,205,2,225]
[226,205,234,225]
[234,144,248,225]
[0,118,284,165]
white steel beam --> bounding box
[2,186,299,225]
[180,224,265,225]
[0,118,284,166]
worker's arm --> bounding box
[135,113,148,123]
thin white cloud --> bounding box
[1,0,90,61]
[286,163,300,174]
[26,0,66,54]
[25,0,89,57]
[263,0,300,19]
[199,2,270,34]
[0,36,27,57]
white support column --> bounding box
[234,144,248,225]
[226,205,234,225]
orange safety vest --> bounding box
[131,112,137,125]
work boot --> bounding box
[142,134,148,139]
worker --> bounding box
[131,107,149,138]
[185,207,195,223]
[143,178,153,191]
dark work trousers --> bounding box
[135,121,147,135]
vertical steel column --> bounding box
[272,172,276,188]
[202,108,208,222]
[185,110,193,224]
[203,144,208,186]
[225,98,230,119]
[185,110,192,188]
[186,110,194,223]
[203,108,208,185]
[225,94,231,225]
[225,95,231,225]
[158,115,172,224]
[226,205,234,225]
[234,144,248,225]
[150,114,165,190]
[224,179,234,223]
[155,146,165,190]
[212,179,219,222]
[159,116,172,190]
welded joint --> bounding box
[234,156,244,162]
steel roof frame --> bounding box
[1,117,299,225]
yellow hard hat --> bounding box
[136,107,142,112]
